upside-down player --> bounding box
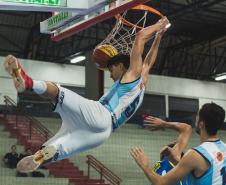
[4,17,170,172]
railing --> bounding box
[87,155,122,185]
[4,95,53,141]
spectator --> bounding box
[3,145,19,169]
[19,148,32,161]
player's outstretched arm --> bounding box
[141,30,163,87]
[125,17,166,81]
[144,116,192,163]
[141,17,169,87]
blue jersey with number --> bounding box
[99,76,145,129]
[153,158,190,185]
[189,140,226,185]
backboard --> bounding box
[40,0,150,41]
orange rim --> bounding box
[115,5,164,29]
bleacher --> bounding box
[0,123,69,185]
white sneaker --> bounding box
[4,55,33,93]
[17,145,56,173]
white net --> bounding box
[99,10,154,55]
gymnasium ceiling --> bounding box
[0,0,226,82]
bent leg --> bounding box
[17,120,112,173]
[43,123,112,161]
[40,82,59,102]
[39,86,113,161]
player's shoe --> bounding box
[4,55,33,93]
[17,145,56,173]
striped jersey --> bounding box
[153,157,189,185]
[190,140,226,185]
[99,76,145,129]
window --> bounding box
[129,94,166,125]
[169,97,199,126]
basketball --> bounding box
[93,44,118,70]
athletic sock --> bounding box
[16,65,33,91]
[32,80,47,95]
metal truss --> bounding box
[0,0,225,82]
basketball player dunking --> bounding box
[4,17,169,172]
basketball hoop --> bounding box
[115,5,164,29]
[97,4,169,58]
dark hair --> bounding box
[167,142,176,148]
[107,54,130,70]
[199,102,225,135]
[11,145,16,149]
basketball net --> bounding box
[98,10,149,56]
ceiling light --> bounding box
[214,72,226,81]
[70,56,86,64]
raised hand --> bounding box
[155,16,170,31]
[160,145,181,164]
[156,17,170,37]
[162,16,170,29]
[144,116,165,131]
[130,147,150,170]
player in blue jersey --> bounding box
[143,116,192,185]
[131,102,226,185]
[4,17,170,172]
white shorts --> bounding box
[43,86,112,160]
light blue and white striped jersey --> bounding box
[190,140,226,185]
[99,76,145,130]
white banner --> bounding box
[0,0,108,12]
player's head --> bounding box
[107,54,130,82]
[160,142,184,162]
[25,148,32,155]
[11,145,16,153]
[195,102,225,136]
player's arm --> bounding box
[141,31,164,87]
[131,148,198,185]
[144,116,192,163]
[125,18,166,81]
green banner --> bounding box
[47,12,72,29]
[1,0,62,6]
